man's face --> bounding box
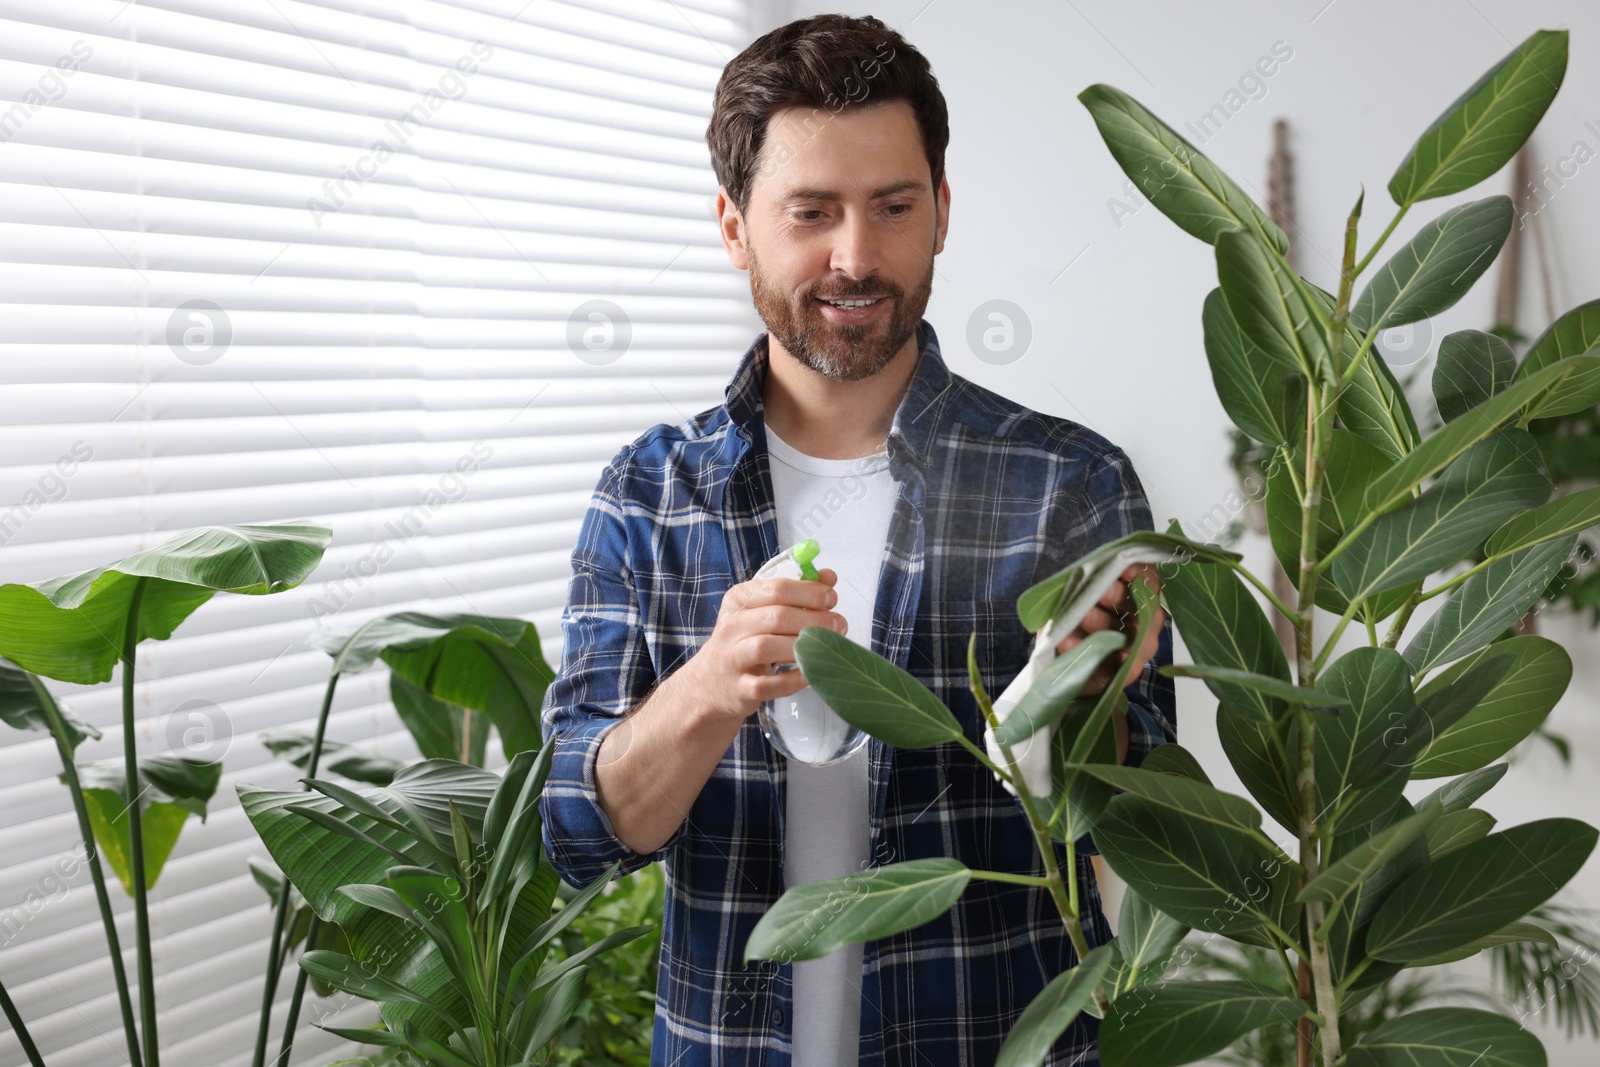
[719,99,949,382]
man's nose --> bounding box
[828,205,887,283]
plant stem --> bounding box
[271,929,318,1067]
[969,869,1055,888]
[1352,201,1410,278]
[1229,560,1297,621]
[121,576,160,1067]
[0,975,48,1067]
[1382,585,1424,649]
[28,673,144,1067]
[256,671,341,1067]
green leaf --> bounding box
[1385,652,1516,770]
[1098,980,1305,1067]
[1363,360,1588,518]
[1485,487,1600,558]
[1107,888,1189,996]
[1435,330,1517,423]
[993,629,1125,747]
[1298,805,1443,910]
[1332,429,1552,602]
[1411,637,1571,777]
[1063,763,1262,832]
[1093,792,1295,937]
[1352,196,1513,335]
[1426,808,1497,859]
[1404,537,1576,675]
[1326,797,1430,988]
[0,656,99,751]
[299,949,457,1024]
[1387,28,1569,205]
[792,625,964,749]
[1202,287,1306,446]
[742,858,970,962]
[1216,227,1328,379]
[1406,921,1557,967]
[1367,818,1598,962]
[1216,700,1298,833]
[258,728,405,786]
[1340,343,1422,460]
[0,523,330,684]
[1077,84,1288,253]
[1347,1007,1548,1066]
[1161,554,1290,723]
[310,611,554,759]
[76,753,222,893]
[1046,696,1119,844]
[1519,297,1600,377]
[1160,663,1347,711]
[1138,742,1211,785]
[995,944,1114,1067]
[1016,528,1240,633]
[1417,762,1509,813]
[389,673,490,767]
[1311,647,1416,830]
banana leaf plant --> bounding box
[0,523,331,1067]
[239,750,650,1067]
[252,610,556,1067]
[744,27,1600,1067]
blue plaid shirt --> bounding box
[539,318,1175,1066]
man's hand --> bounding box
[1054,561,1164,697]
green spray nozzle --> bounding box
[792,538,820,582]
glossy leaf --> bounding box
[1332,429,1551,603]
[0,656,99,751]
[1411,637,1571,777]
[1216,226,1329,378]
[1161,554,1290,723]
[1347,1007,1547,1066]
[1417,762,1509,813]
[793,625,964,749]
[1298,804,1442,913]
[1384,652,1516,770]
[1404,536,1575,675]
[1514,298,1600,417]
[0,523,330,684]
[1326,797,1430,989]
[1077,84,1288,253]
[1161,663,1348,711]
[76,754,222,893]
[1407,921,1556,967]
[1046,696,1119,844]
[1216,700,1298,833]
[1106,888,1189,996]
[1311,647,1416,830]
[1202,287,1306,446]
[743,858,970,962]
[1387,28,1568,204]
[389,673,489,768]
[995,944,1114,1067]
[1138,742,1212,785]
[1304,281,1420,460]
[1064,763,1261,832]
[1098,980,1305,1067]
[1367,818,1597,962]
[1484,488,1600,558]
[1352,196,1513,336]
[1426,808,1497,859]
[1435,329,1517,423]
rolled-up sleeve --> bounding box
[539,454,688,888]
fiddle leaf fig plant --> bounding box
[743,26,1600,1067]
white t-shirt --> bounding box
[763,421,898,1067]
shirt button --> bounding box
[771,1008,785,1026]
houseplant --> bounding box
[742,26,1600,1067]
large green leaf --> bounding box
[793,625,963,748]
[1303,281,1420,460]
[993,629,1125,748]
[1351,196,1513,336]
[995,944,1114,1067]
[309,611,553,759]
[1093,791,1295,938]
[389,673,489,767]
[1387,28,1568,205]
[1411,637,1571,777]
[1077,84,1288,253]
[1216,227,1329,379]
[0,523,331,684]
[1016,528,1240,633]
[1417,762,1508,813]
[258,728,405,786]
[76,754,222,893]
[1519,297,1600,376]
[1484,488,1600,558]
[1326,797,1430,989]
[0,656,100,751]
[1046,696,1119,844]
[1347,1007,1547,1066]
[1403,536,1576,675]
[1434,330,1517,423]
[1407,920,1556,967]
[1202,287,1306,446]
[1366,818,1597,962]
[742,858,970,962]
[1161,664,1347,711]
[238,759,562,1044]
[1106,888,1189,997]
[1098,980,1305,1067]
[1331,429,1551,602]
[1298,805,1443,913]
[1309,646,1416,830]
[1216,701,1298,833]
[1161,554,1290,723]
[1426,809,1497,859]
[1065,763,1262,832]
[1384,652,1515,770]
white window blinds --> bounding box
[0,1,763,1063]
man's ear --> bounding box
[933,174,951,257]
[716,186,750,270]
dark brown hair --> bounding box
[706,14,949,217]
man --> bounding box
[539,13,1174,1066]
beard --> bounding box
[747,240,934,383]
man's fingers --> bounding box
[1098,578,1126,611]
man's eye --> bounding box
[883,204,911,216]
[795,209,823,222]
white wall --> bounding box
[782,0,1600,1059]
